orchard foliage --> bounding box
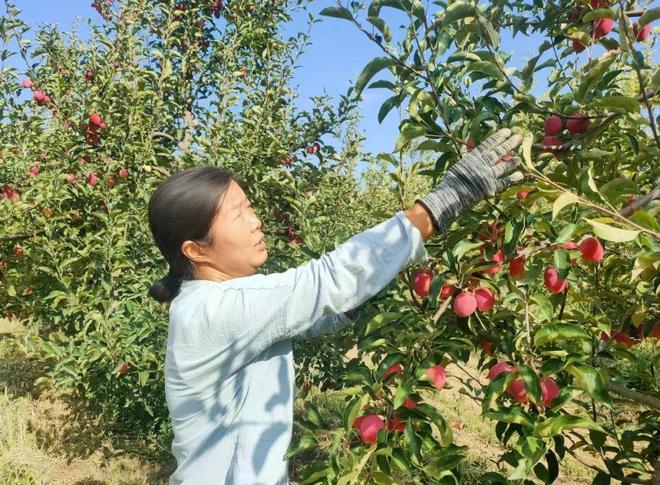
[0,0,364,443]
[288,0,660,483]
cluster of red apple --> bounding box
[64,166,128,188]
[572,0,652,52]
[272,208,303,244]
[85,113,107,145]
[1,184,20,202]
[350,362,446,444]
[488,362,560,407]
[278,155,297,166]
[542,113,589,150]
[601,322,660,349]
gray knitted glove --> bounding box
[415,128,524,234]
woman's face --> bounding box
[181,180,267,282]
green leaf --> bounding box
[452,240,483,261]
[534,324,590,347]
[552,193,580,220]
[555,224,577,243]
[535,415,605,438]
[355,57,397,100]
[365,312,401,335]
[465,61,505,81]
[442,2,476,24]
[378,95,400,124]
[519,364,542,406]
[404,420,421,461]
[522,132,534,170]
[585,219,640,242]
[582,8,615,22]
[591,96,640,113]
[531,293,555,322]
[638,7,660,27]
[565,364,613,408]
[319,6,354,22]
[484,407,533,427]
[393,379,413,409]
[366,16,393,42]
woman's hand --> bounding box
[415,128,524,234]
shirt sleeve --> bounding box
[294,312,354,339]
[172,211,428,383]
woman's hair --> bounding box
[147,165,244,304]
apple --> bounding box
[517,190,529,201]
[544,115,563,136]
[119,362,129,376]
[509,256,526,279]
[480,339,493,354]
[578,237,604,262]
[590,0,608,6]
[488,362,515,380]
[453,291,477,317]
[482,248,505,275]
[572,38,586,53]
[648,324,660,340]
[413,268,433,297]
[426,364,446,390]
[475,288,496,311]
[477,221,500,242]
[594,18,614,38]
[21,78,34,89]
[439,283,457,300]
[357,414,385,444]
[466,139,475,151]
[118,167,129,178]
[633,22,652,42]
[85,69,94,81]
[544,267,568,294]
[87,172,99,186]
[540,378,560,407]
[89,113,103,126]
[383,363,403,381]
[611,331,634,349]
[543,135,561,147]
[28,164,39,177]
[507,378,529,403]
[567,113,589,134]
[387,412,407,432]
[107,177,116,189]
[14,246,24,256]
[402,398,417,410]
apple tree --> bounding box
[287,1,660,483]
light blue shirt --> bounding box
[165,211,429,484]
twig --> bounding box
[620,184,660,217]
[606,382,660,411]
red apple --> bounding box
[118,167,129,178]
[357,415,385,444]
[488,362,515,380]
[507,378,529,404]
[21,78,34,89]
[439,283,457,300]
[29,164,39,177]
[14,246,24,256]
[572,38,586,53]
[89,113,103,126]
[543,135,561,147]
[578,237,604,262]
[544,115,563,136]
[402,397,417,410]
[87,172,99,186]
[480,339,493,353]
[85,68,95,81]
[466,139,475,151]
[544,267,568,294]
[633,22,652,42]
[541,378,560,408]
[107,177,116,189]
[453,291,477,317]
[567,113,589,134]
[594,18,614,38]
[383,363,403,381]
[352,416,366,430]
[509,256,526,279]
[517,190,529,201]
[482,248,505,275]
[475,288,496,311]
[387,412,407,432]
[413,268,433,297]
[611,331,634,349]
[119,362,129,376]
[426,364,446,390]
[648,324,660,340]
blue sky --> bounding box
[9,1,652,157]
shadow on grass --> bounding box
[0,336,176,484]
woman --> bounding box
[148,128,523,484]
